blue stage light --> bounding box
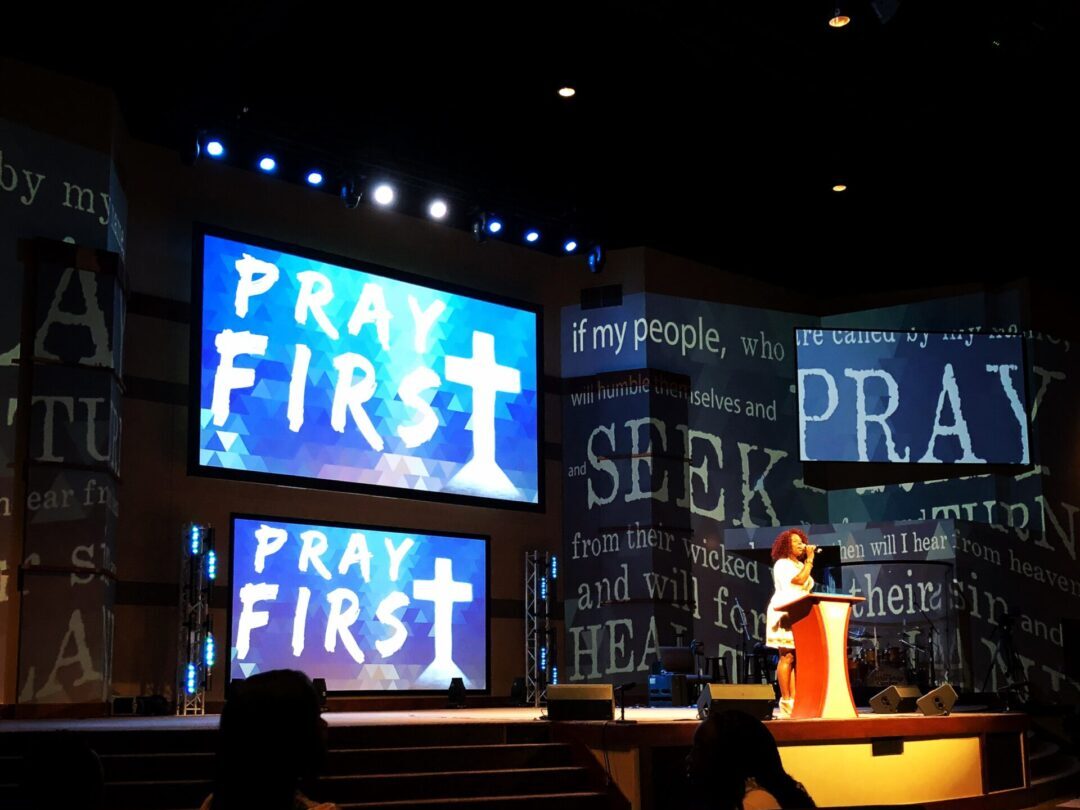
[551,665,559,684]
[190,525,201,555]
[487,219,503,235]
[540,647,547,670]
[563,239,578,253]
[207,550,217,580]
[258,156,277,172]
[550,555,557,580]
[540,578,547,600]
[525,229,540,243]
[586,243,606,273]
[307,171,324,186]
[206,140,225,158]
[186,663,197,694]
[205,634,215,667]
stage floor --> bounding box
[0,705,697,733]
[0,703,1009,732]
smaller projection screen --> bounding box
[229,516,489,692]
[795,328,1030,464]
[194,228,541,506]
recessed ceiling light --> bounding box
[833,184,848,192]
[558,87,576,98]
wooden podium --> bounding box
[777,593,866,719]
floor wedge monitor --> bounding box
[917,683,958,716]
[697,683,776,720]
[870,684,921,714]
[546,684,615,721]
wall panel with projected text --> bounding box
[796,329,1029,464]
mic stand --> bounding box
[919,608,937,687]
[614,683,637,724]
[734,597,752,683]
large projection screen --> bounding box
[193,228,541,507]
[796,328,1030,464]
[228,515,489,693]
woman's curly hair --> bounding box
[770,528,808,563]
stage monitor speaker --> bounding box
[510,676,527,705]
[697,683,776,721]
[546,684,615,721]
[917,683,958,716]
[312,678,328,710]
[870,685,921,714]
[448,677,467,709]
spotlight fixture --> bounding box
[428,199,449,220]
[828,8,851,27]
[306,171,324,186]
[585,243,606,273]
[472,212,503,242]
[205,140,225,158]
[258,156,277,172]
[373,183,395,206]
[525,229,541,244]
[558,86,576,98]
[563,239,578,253]
[832,184,848,192]
[341,176,364,208]
[472,213,487,242]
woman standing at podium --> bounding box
[767,529,816,717]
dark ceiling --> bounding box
[5,0,1078,294]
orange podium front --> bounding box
[777,593,866,719]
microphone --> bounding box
[614,682,638,724]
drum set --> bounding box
[847,626,930,688]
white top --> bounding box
[768,557,813,611]
[765,557,814,649]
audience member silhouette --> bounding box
[19,731,104,810]
[686,710,815,810]
[204,669,338,810]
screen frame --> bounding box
[226,511,493,696]
[189,224,545,511]
[793,326,1033,467]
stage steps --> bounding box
[1027,726,1080,801]
[0,723,611,810]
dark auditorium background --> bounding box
[1,0,1078,716]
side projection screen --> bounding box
[195,230,540,505]
[796,329,1029,464]
[229,516,488,692]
